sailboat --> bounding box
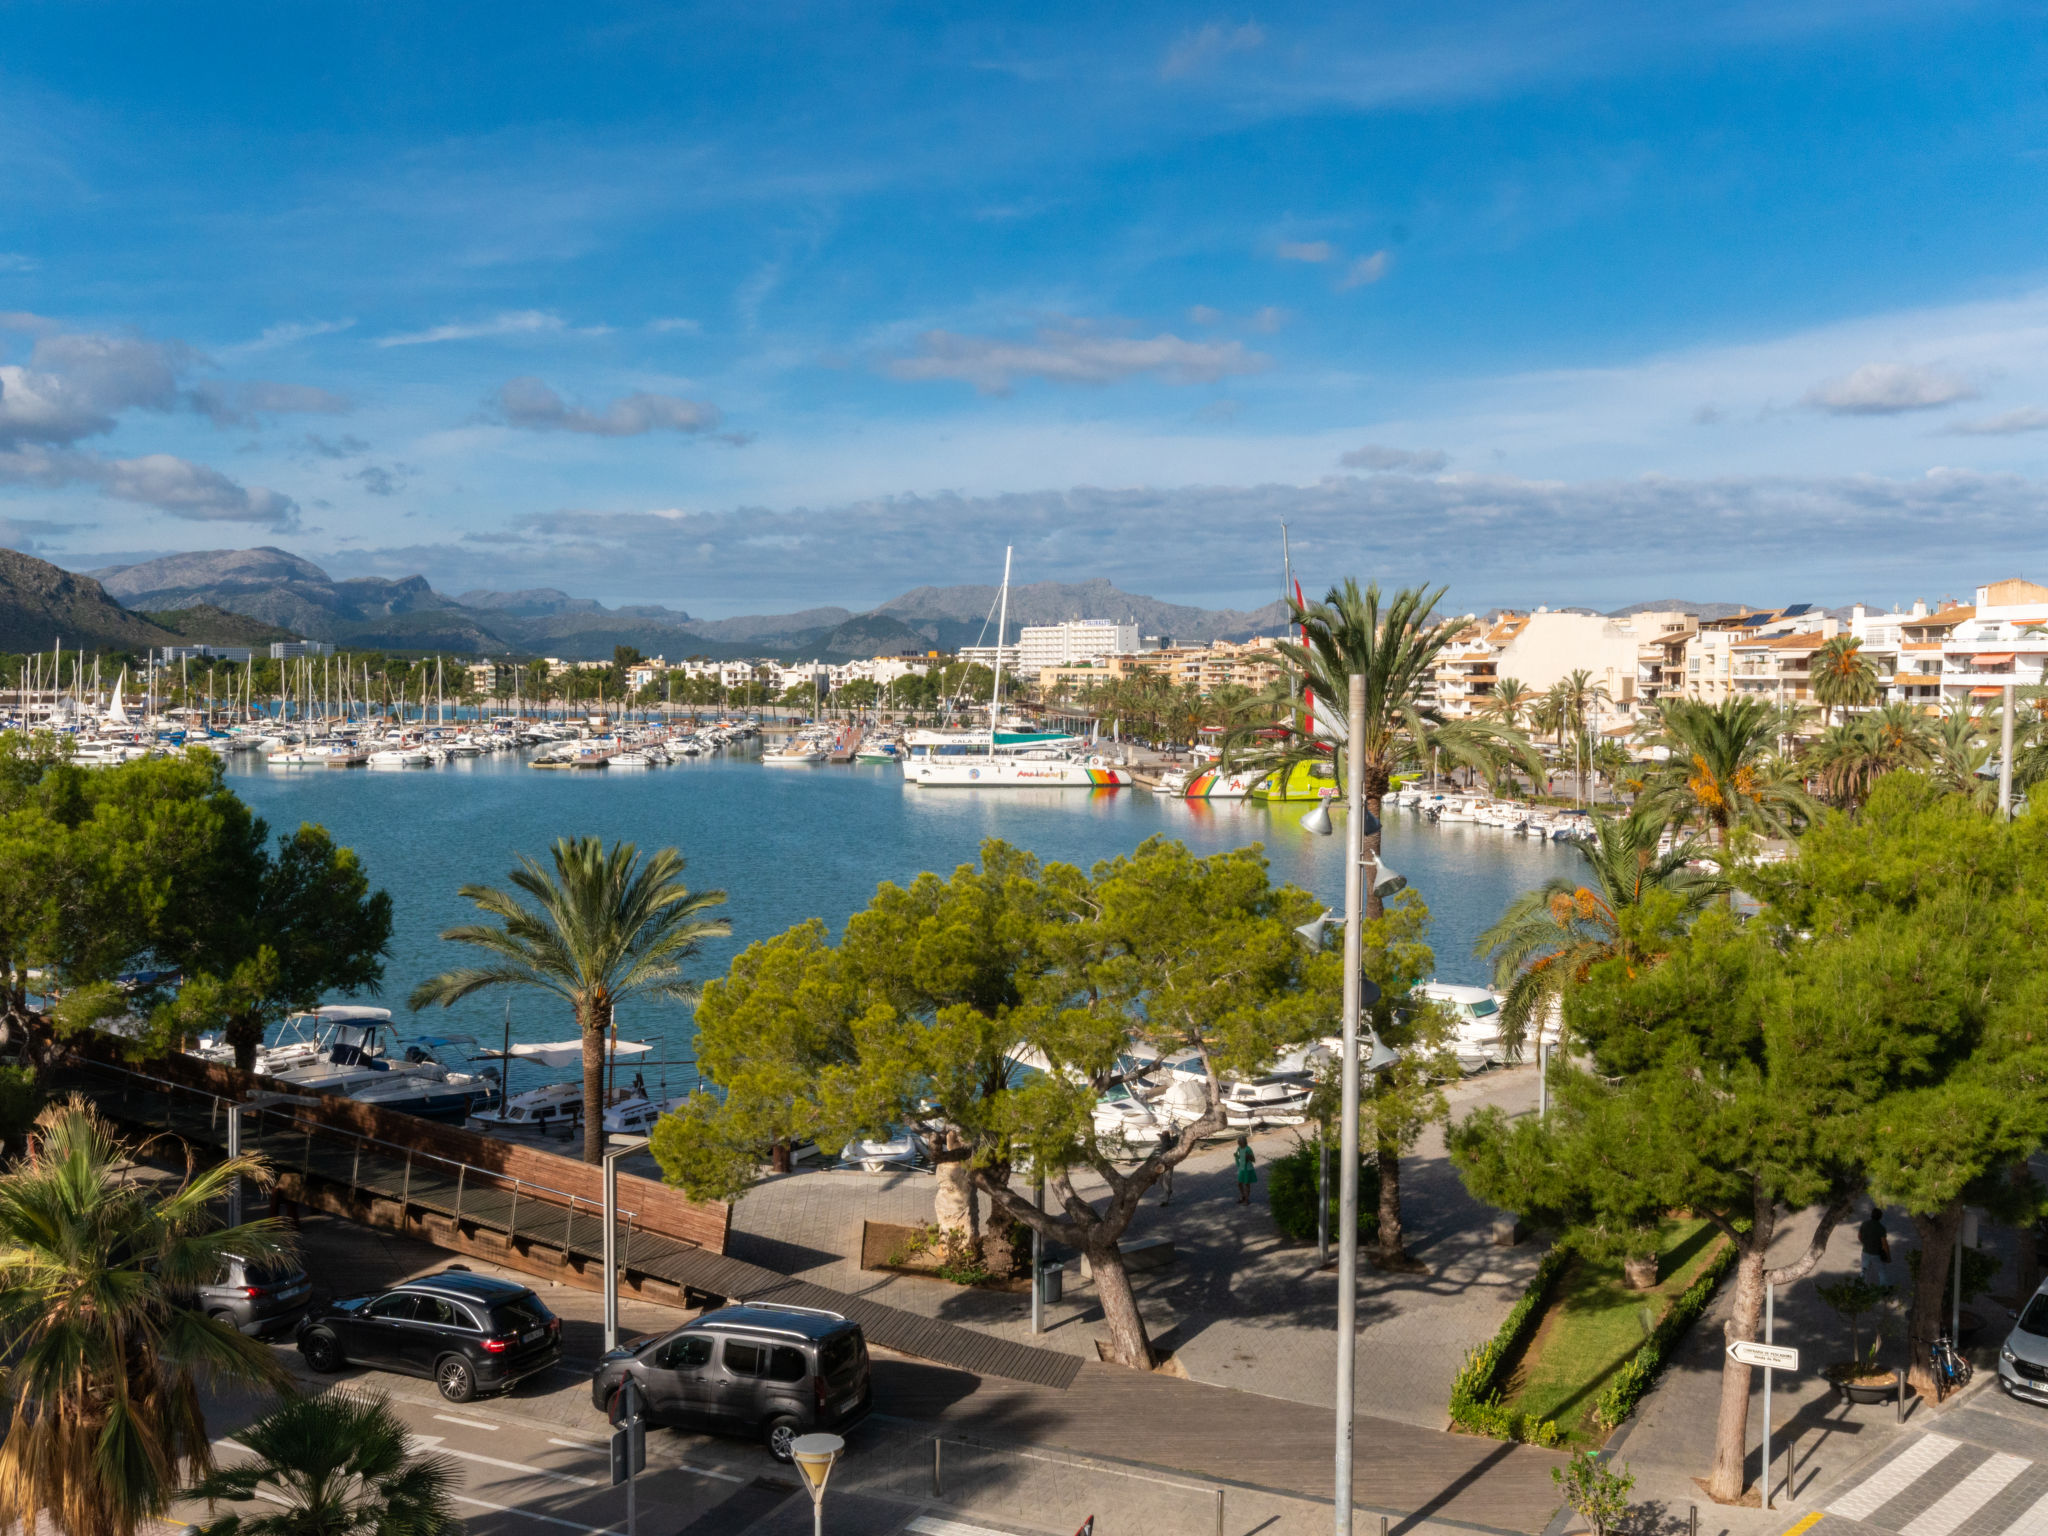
[899,547,1133,789]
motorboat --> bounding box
[1219,1075,1313,1128]
[1091,1089,1167,1143]
[262,1008,499,1120]
[1415,982,1553,1071]
[839,1131,925,1173]
[347,1037,501,1120]
[470,1079,585,1137]
[602,1091,687,1137]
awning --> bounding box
[1967,652,2017,666]
[478,1039,653,1069]
[1971,687,2006,698]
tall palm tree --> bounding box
[182,1391,460,1536]
[1485,677,1532,728]
[1230,580,1542,908]
[410,837,730,1163]
[1811,635,1879,727]
[0,1097,294,1536]
[1804,703,1934,809]
[1930,703,1998,807]
[1475,806,1722,1058]
[1644,696,1817,844]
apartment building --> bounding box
[1728,626,1839,707]
[1435,609,1689,720]
[1015,620,1140,675]
[1037,636,1284,695]
[1634,615,1699,706]
[1935,578,2048,708]
[956,643,1021,672]
[1680,606,1821,703]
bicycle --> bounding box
[1930,1333,1973,1401]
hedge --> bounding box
[1447,1236,1574,1446]
[1589,1236,1736,1431]
[1269,1136,1379,1245]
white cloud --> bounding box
[1275,240,1335,263]
[1946,406,2048,436]
[377,310,610,347]
[225,318,357,354]
[1160,21,1266,79]
[0,445,297,526]
[0,333,187,446]
[883,326,1268,395]
[1803,362,1977,415]
[497,376,722,436]
[647,317,702,334]
[185,379,354,427]
[1340,443,1447,473]
[1339,250,1391,289]
[1188,305,1223,326]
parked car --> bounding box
[297,1269,562,1402]
[1998,1278,2048,1407]
[590,1303,872,1461]
[195,1254,313,1338]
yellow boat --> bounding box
[1247,758,1341,802]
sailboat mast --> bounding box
[988,544,1012,747]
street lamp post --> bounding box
[791,1433,844,1536]
[226,1091,316,1227]
[602,1134,651,1353]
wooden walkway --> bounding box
[61,1060,1083,1392]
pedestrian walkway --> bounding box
[1818,1432,2048,1535]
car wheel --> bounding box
[436,1356,478,1403]
[763,1414,802,1463]
[301,1331,345,1373]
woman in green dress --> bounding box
[1234,1135,1257,1205]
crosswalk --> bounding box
[1825,1434,2048,1536]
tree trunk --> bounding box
[1908,1202,1964,1396]
[227,1011,266,1076]
[1088,1238,1152,1366]
[580,1004,607,1165]
[1374,1123,1405,1266]
[1707,1238,1767,1502]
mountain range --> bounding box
[87,547,1293,660]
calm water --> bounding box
[223,752,1579,1091]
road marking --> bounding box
[1900,1451,2030,1536]
[2004,1488,2048,1536]
[1777,1516,1824,1536]
[1829,1435,1961,1521]
[449,1490,622,1533]
[542,1436,746,1485]
[428,1443,602,1489]
[550,1435,608,1450]
[433,1413,501,1431]
[908,1519,1022,1536]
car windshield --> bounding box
[1469,998,1500,1017]
[489,1296,551,1333]
[2019,1295,2048,1338]
[820,1331,861,1380]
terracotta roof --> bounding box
[1905,605,1975,628]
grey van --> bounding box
[590,1303,872,1461]
[1998,1278,2048,1406]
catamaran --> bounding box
[900,547,1133,789]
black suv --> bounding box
[194,1255,312,1338]
[298,1270,562,1402]
[591,1304,872,1462]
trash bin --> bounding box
[1038,1260,1064,1304]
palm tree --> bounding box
[0,1097,294,1536]
[1643,696,1817,844]
[182,1391,460,1536]
[1485,677,1532,729]
[1230,580,1543,908]
[1930,703,1998,807]
[409,837,730,1163]
[1811,635,1879,727]
[1804,704,1933,809]
[1475,806,1722,1058]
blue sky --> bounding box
[4,0,2048,615]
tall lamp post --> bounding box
[791,1433,844,1536]
[1300,672,1401,1536]
[602,1134,650,1353]
[226,1091,316,1227]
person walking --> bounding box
[1859,1203,1891,1285]
[1155,1125,1179,1205]
[1234,1135,1257,1206]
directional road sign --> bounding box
[1727,1340,1799,1371]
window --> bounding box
[767,1346,808,1382]
[658,1336,713,1370]
[489,1296,552,1334]
[722,1340,766,1376]
[820,1333,861,1380]
[413,1298,461,1327]
[367,1295,419,1321]
[2019,1296,2048,1339]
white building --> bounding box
[1015,621,1140,676]
[956,643,1021,672]
[1936,578,2048,708]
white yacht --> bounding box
[263,1007,500,1120]
[1219,1076,1313,1128]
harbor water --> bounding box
[223,751,1580,1095]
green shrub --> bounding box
[1447,1237,1573,1446]
[1551,1451,1635,1536]
[1590,1239,1736,1430]
[1269,1136,1379,1244]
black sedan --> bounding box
[297,1268,561,1402]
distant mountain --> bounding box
[1605,598,1760,621]
[72,547,1294,661]
[140,604,302,646]
[0,549,182,653]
